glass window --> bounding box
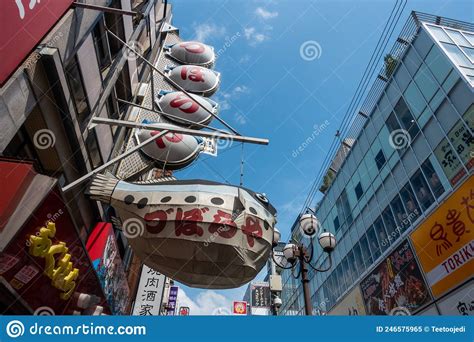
[359,234,374,267]
[375,149,386,170]
[426,25,453,43]
[446,29,471,47]
[393,97,420,139]
[333,216,340,232]
[425,44,452,84]
[404,81,426,118]
[441,42,473,66]
[347,251,357,284]
[421,158,446,198]
[65,56,90,129]
[414,64,438,103]
[85,131,103,168]
[355,182,364,200]
[367,225,381,260]
[400,183,421,218]
[353,242,365,276]
[390,194,409,233]
[381,206,398,245]
[410,169,435,211]
[373,216,389,253]
[442,69,460,93]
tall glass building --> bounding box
[280,12,473,316]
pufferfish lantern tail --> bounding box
[86,173,119,204]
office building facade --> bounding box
[280,12,473,316]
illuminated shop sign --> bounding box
[155,91,219,127]
[165,41,216,67]
[165,65,220,97]
[28,222,79,300]
[233,301,248,315]
[410,177,473,298]
[0,0,73,86]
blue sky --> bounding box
[168,0,471,314]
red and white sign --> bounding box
[178,306,190,316]
[167,65,220,96]
[232,301,248,315]
[0,0,73,86]
[166,41,215,67]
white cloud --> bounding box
[255,7,278,19]
[234,112,248,125]
[193,23,226,42]
[177,289,233,315]
[244,27,268,45]
[214,86,250,112]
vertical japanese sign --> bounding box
[251,283,271,308]
[167,286,179,315]
[132,265,166,316]
[410,177,473,298]
[360,240,431,315]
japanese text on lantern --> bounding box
[28,222,79,300]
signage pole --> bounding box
[299,246,313,316]
[61,130,168,193]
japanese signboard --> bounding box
[132,265,166,316]
[329,286,367,316]
[86,223,130,315]
[0,0,73,86]
[165,41,216,67]
[232,301,248,315]
[410,177,473,298]
[167,286,179,315]
[360,240,431,315]
[178,306,190,316]
[437,280,474,316]
[166,65,220,97]
[434,115,473,186]
[251,282,271,308]
[0,187,109,315]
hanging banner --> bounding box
[410,177,473,298]
[329,286,367,316]
[132,265,166,316]
[251,282,271,308]
[86,223,130,315]
[360,240,431,315]
[167,286,179,315]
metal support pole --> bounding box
[91,117,269,145]
[105,29,240,135]
[61,130,168,193]
[299,247,313,316]
[72,2,140,17]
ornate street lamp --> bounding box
[271,214,337,315]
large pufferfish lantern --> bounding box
[87,174,277,289]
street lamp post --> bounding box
[271,215,337,316]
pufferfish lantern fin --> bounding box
[86,173,119,204]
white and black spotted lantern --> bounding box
[165,41,216,68]
[135,121,201,170]
[155,91,219,128]
[166,65,220,97]
[299,214,320,237]
[87,175,278,289]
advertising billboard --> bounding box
[166,286,179,315]
[251,282,271,308]
[0,188,109,315]
[132,265,166,316]
[86,223,130,315]
[410,177,473,298]
[360,240,431,315]
[0,0,74,85]
[437,280,473,316]
[329,286,367,316]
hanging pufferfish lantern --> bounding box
[87,174,278,289]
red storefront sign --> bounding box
[0,187,110,315]
[0,0,73,86]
